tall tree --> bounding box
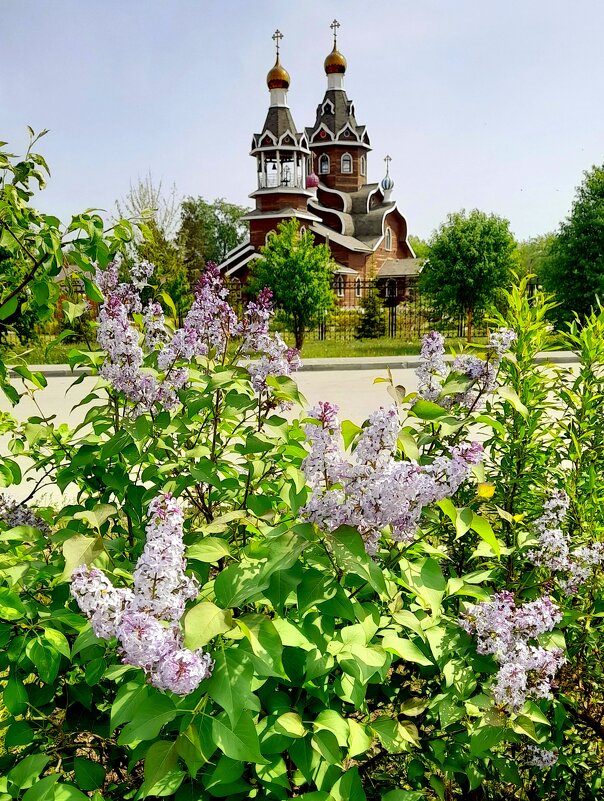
[515,233,556,280]
[116,172,180,239]
[248,218,335,349]
[178,197,249,283]
[419,209,516,341]
[540,164,604,325]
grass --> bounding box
[2,335,488,365]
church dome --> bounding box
[324,44,347,75]
[306,172,319,189]
[381,175,394,192]
[267,56,290,89]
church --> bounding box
[218,22,422,299]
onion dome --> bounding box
[324,43,347,75]
[381,174,394,192]
[306,172,319,189]
[267,56,290,90]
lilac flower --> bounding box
[526,746,559,769]
[130,260,154,290]
[528,490,604,593]
[302,403,482,553]
[488,327,517,357]
[0,493,49,533]
[143,301,167,351]
[461,592,565,710]
[70,494,212,695]
[416,331,447,401]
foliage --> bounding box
[408,235,430,260]
[355,281,386,339]
[515,234,555,281]
[541,164,604,326]
[178,197,249,283]
[420,209,516,341]
[0,247,41,344]
[115,173,180,241]
[249,218,336,349]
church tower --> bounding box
[305,20,371,193]
[243,30,320,251]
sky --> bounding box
[2,0,603,242]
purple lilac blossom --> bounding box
[416,331,447,401]
[488,327,517,357]
[528,490,604,593]
[70,494,212,695]
[526,746,559,769]
[302,402,483,554]
[460,592,565,710]
[0,493,49,533]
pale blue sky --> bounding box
[2,0,603,241]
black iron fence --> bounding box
[226,278,487,343]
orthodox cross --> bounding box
[384,154,392,175]
[272,29,283,57]
[330,19,340,46]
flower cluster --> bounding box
[528,490,604,593]
[461,592,565,710]
[302,402,483,553]
[71,494,212,695]
[416,328,517,409]
[0,493,49,533]
[525,745,559,769]
[94,261,300,413]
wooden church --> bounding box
[218,22,422,299]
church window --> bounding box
[360,155,366,176]
[355,277,362,298]
[386,279,397,299]
[321,100,335,115]
[341,153,353,174]
[319,154,330,174]
[385,226,393,251]
[335,275,345,297]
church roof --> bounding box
[305,89,370,148]
[378,258,424,278]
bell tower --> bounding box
[305,20,371,193]
[244,30,319,250]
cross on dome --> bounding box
[384,154,392,175]
[272,29,283,56]
[330,19,340,46]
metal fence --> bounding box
[226,278,486,342]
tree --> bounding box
[515,233,556,281]
[178,197,249,283]
[355,279,385,339]
[540,164,604,325]
[135,221,191,323]
[115,172,180,240]
[248,218,335,349]
[408,234,430,259]
[419,209,516,341]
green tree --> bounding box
[408,234,430,259]
[249,218,335,349]
[355,279,385,339]
[515,233,555,281]
[541,164,604,325]
[135,221,191,323]
[178,196,249,282]
[419,209,516,341]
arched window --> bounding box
[319,154,330,174]
[341,153,353,174]
[385,226,393,251]
[360,155,366,176]
[355,277,362,298]
[335,275,345,297]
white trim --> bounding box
[224,250,259,277]
[385,226,393,251]
[321,99,335,114]
[219,239,252,270]
[277,129,298,146]
[310,122,334,143]
[319,153,330,174]
[241,209,323,223]
[336,122,360,142]
[341,152,353,174]
[355,277,362,298]
[316,181,352,213]
[335,274,345,296]
[360,155,366,176]
[308,198,346,234]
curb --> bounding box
[12,351,580,378]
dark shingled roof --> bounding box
[305,89,368,144]
[255,106,303,143]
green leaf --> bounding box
[329,527,387,595]
[0,586,27,620]
[186,537,231,563]
[311,729,341,765]
[330,767,367,801]
[410,399,449,420]
[8,754,50,790]
[204,649,259,725]
[117,694,177,745]
[496,385,528,417]
[73,758,105,791]
[73,503,117,530]
[3,675,28,715]
[141,740,178,798]
[110,682,151,732]
[470,725,505,756]
[236,613,286,678]
[53,785,90,801]
[5,720,34,749]
[341,419,362,449]
[27,637,61,683]
[62,534,104,580]
[21,775,59,801]
[372,716,419,751]
[183,602,233,648]
[274,711,306,739]
[0,295,19,320]
[81,275,104,303]
[212,711,269,764]
[381,634,433,667]
[314,709,349,748]
[470,512,501,557]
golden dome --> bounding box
[324,43,347,74]
[267,56,290,89]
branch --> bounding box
[0,222,51,308]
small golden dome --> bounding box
[267,56,290,89]
[324,43,347,75]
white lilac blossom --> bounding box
[416,328,516,409]
[143,301,168,351]
[526,746,559,769]
[70,494,212,695]
[460,592,565,710]
[241,288,302,395]
[528,490,604,593]
[302,402,483,554]
[0,493,49,533]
